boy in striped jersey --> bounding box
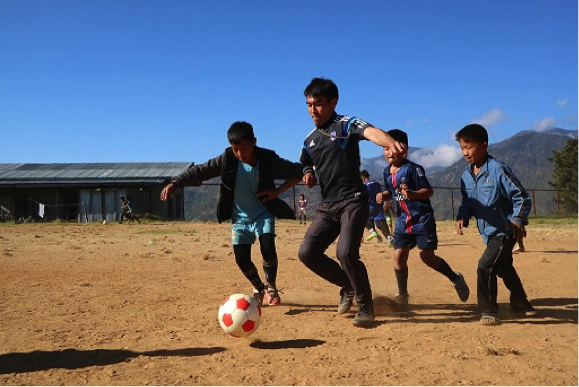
[377,129,470,310]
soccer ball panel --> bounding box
[236,297,251,311]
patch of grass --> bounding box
[529,216,578,226]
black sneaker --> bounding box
[352,305,375,327]
[452,272,470,302]
[337,287,355,314]
[511,301,537,316]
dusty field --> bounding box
[0,219,577,386]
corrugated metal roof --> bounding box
[0,162,193,186]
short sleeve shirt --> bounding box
[300,113,371,203]
[382,159,435,235]
[232,160,273,223]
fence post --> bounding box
[292,186,297,215]
[450,189,455,220]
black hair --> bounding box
[120,196,125,200]
[303,77,339,103]
[455,123,488,143]
[227,121,255,145]
[387,129,409,146]
[360,170,370,179]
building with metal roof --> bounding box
[0,163,192,223]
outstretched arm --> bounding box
[363,127,407,155]
[160,155,223,201]
[257,173,316,201]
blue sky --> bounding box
[1,0,577,168]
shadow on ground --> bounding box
[0,347,226,374]
[250,338,325,350]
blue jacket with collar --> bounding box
[457,155,532,244]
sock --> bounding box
[262,258,278,287]
[234,244,264,291]
[259,233,278,286]
[395,268,409,295]
[434,258,457,282]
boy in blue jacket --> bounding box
[455,123,535,325]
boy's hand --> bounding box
[303,172,316,188]
[397,183,410,198]
[160,183,177,201]
[255,189,278,202]
[511,222,526,242]
[456,219,466,235]
[376,192,383,204]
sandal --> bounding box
[480,314,501,325]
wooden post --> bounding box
[83,201,88,223]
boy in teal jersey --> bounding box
[161,121,315,305]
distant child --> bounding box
[120,196,141,225]
[383,199,395,244]
[455,123,534,325]
[161,121,315,306]
[298,194,308,224]
[377,129,470,309]
[360,170,392,245]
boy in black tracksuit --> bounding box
[161,121,315,306]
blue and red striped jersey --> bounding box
[382,159,435,235]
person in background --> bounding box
[360,170,392,244]
[298,194,308,224]
[120,196,141,225]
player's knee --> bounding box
[298,244,316,265]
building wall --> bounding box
[0,185,185,223]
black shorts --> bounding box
[393,231,438,251]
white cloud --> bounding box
[472,108,506,128]
[556,99,568,107]
[532,117,557,132]
[409,144,462,170]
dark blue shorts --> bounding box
[393,231,438,251]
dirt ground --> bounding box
[0,219,577,386]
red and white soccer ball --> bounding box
[218,294,262,338]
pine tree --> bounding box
[548,138,578,215]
